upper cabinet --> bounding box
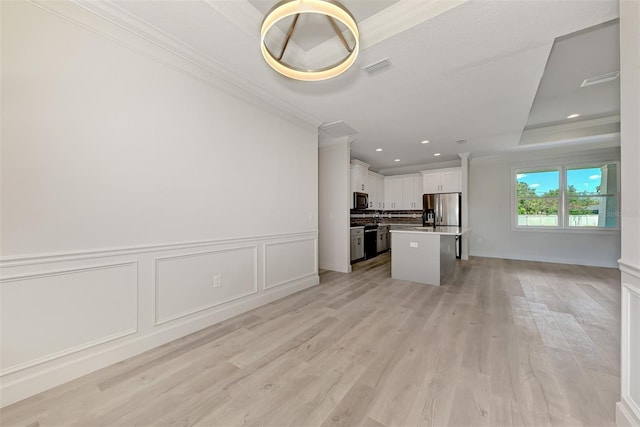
[367,170,377,210]
[350,160,370,194]
[422,168,461,193]
[384,177,403,210]
[383,175,422,210]
[402,175,423,210]
[349,161,460,210]
[367,171,385,210]
[376,174,385,209]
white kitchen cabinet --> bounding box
[401,175,423,210]
[422,168,461,193]
[384,177,404,210]
[422,173,441,194]
[413,176,423,208]
[367,170,379,210]
[368,172,386,210]
[376,174,385,209]
[350,160,370,194]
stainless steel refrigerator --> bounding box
[422,192,462,258]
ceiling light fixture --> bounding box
[434,153,441,156]
[394,159,400,162]
[421,140,430,144]
[567,113,580,119]
[376,148,383,152]
[260,0,359,81]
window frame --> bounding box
[514,166,562,230]
[511,160,620,233]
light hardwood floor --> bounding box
[1,255,621,427]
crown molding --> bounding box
[28,0,322,131]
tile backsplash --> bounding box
[350,210,423,226]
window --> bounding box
[516,170,560,227]
[566,164,618,228]
[514,162,619,231]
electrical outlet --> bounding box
[213,274,221,288]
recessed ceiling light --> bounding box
[394,159,400,162]
[421,140,430,144]
[376,148,383,152]
[434,153,441,157]
[567,113,580,119]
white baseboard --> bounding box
[0,274,318,407]
[468,251,619,268]
[319,262,350,273]
[617,401,640,427]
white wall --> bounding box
[318,139,351,273]
[469,147,621,268]
[0,1,319,406]
[617,0,640,425]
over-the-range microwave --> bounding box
[354,192,369,209]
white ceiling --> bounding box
[107,0,619,173]
[525,20,620,129]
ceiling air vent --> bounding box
[362,58,392,76]
[319,121,358,138]
[580,71,619,87]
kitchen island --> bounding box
[389,226,466,286]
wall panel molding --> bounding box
[0,232,318,408]
[620,266,640,426]
[153,245,258,325]
[0,231,317,267]
[0,261,139,376]
[263,237,318,290]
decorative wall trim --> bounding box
[152,246,259,326]
[0,260,137,282]
[617,400,640,427]
[263,238,318,290]
[0,273,318,408]
[619,259,640,278]
[620,280,640,426]
[0,231,317,267]
[0,232,319,407]
[1,329,137,377]
[0,261,139,376]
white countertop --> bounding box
[389,226,468,236]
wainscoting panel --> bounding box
[618,264,640,427]
[628,287,640,407]
[0,262,138,375]
[264,238,317,290]
[154,246,258,325]
[0,232,317,407]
